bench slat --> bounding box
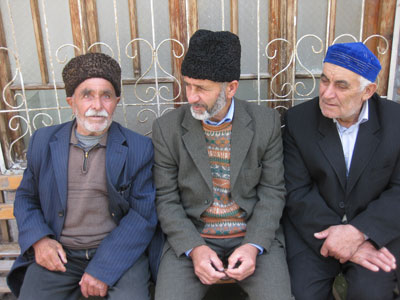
[0,204,14,220]
[0,175,23,191]
[0,277,10,293]
[0,243,20,257]
[0,260,14,272]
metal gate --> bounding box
[0,0,399,172]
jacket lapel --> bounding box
[230,101,253,188]
[317,114,347,191]
[50,121,73,210]
[346,99,380,195]
[106,122,128,187]
[181,107,213,192]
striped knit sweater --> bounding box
[200,121,247,238]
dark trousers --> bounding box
[18,248,151,300]
[155,237,293,300]
[288,246,398,300]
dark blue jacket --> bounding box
[7,121,163,296]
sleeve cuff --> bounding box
[185,248,193,257]
[249,243,264,255]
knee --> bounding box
[347,278,395,300]
[291,283,331,300]
[345,265,397,300]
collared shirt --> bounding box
[203,98,235,126]
[334,100,369,176]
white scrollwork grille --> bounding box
[0,0,396,172]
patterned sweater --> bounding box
[200,121,247,238]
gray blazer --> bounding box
[152,99,285,257]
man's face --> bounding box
[319,62,371,127]
[184,77,230,122]
[66,78,120,136]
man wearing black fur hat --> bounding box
[7,52,163,299]
[152,29,292,299]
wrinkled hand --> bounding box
[79,272,108,298]
[314,225,365,263]
[190,245,226,285]
[350,241,397,272]
[32,237,67,272]
[224,244,258,281]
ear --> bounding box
[116,96,121,104]
[225,80,239,99]
[361,83,377,101]
[66,96,73,108]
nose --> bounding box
[186,88,200,104]
[321,83,336,99]
[91,95,103,110]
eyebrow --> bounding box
[79,88,93,96]
[335,80,350,87]
[79,88,114,96]
[184,81,208,90]
[320,73,350,87]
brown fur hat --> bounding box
[62,52,121,97]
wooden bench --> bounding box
[0,175,22,293]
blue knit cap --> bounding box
[323,42,381,82]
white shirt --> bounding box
[334,100,369,176]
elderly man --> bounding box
[283,42,400,300]
[7,53,163,299]
[152,29,292,300]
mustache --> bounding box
[191,103,208,109]
[85,109,109,117]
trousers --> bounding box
[19,248,151,300]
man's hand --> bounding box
[32,237,67,272]
[314,224,365,263]
[224,244,258,281]
[79,272,108,298]
[190,245,226,285]
[350,241,397,272]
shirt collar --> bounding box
[204,98,235,126]
[333,99,369,130]
[70,121,108,147]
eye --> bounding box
[336,83,348,90]
[320,77,329,84]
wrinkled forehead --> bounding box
[73,78,116,95]
[183,76,222,88]
[322,62,361,82]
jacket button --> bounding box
[338,202,345,209]
[58,211,64,217]
[111,213,115,217]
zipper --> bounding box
[82,151,89,173]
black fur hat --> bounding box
[62,52,121,97]
[181,29,241,82]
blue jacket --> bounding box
[7,121,163,296]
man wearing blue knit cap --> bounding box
[283,42,400,299]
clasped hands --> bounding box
[189,243,258,285]
[314,224,396,272]
[32,237,108,298]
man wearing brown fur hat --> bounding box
[7,52,163,299]
[152,29,292,299]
